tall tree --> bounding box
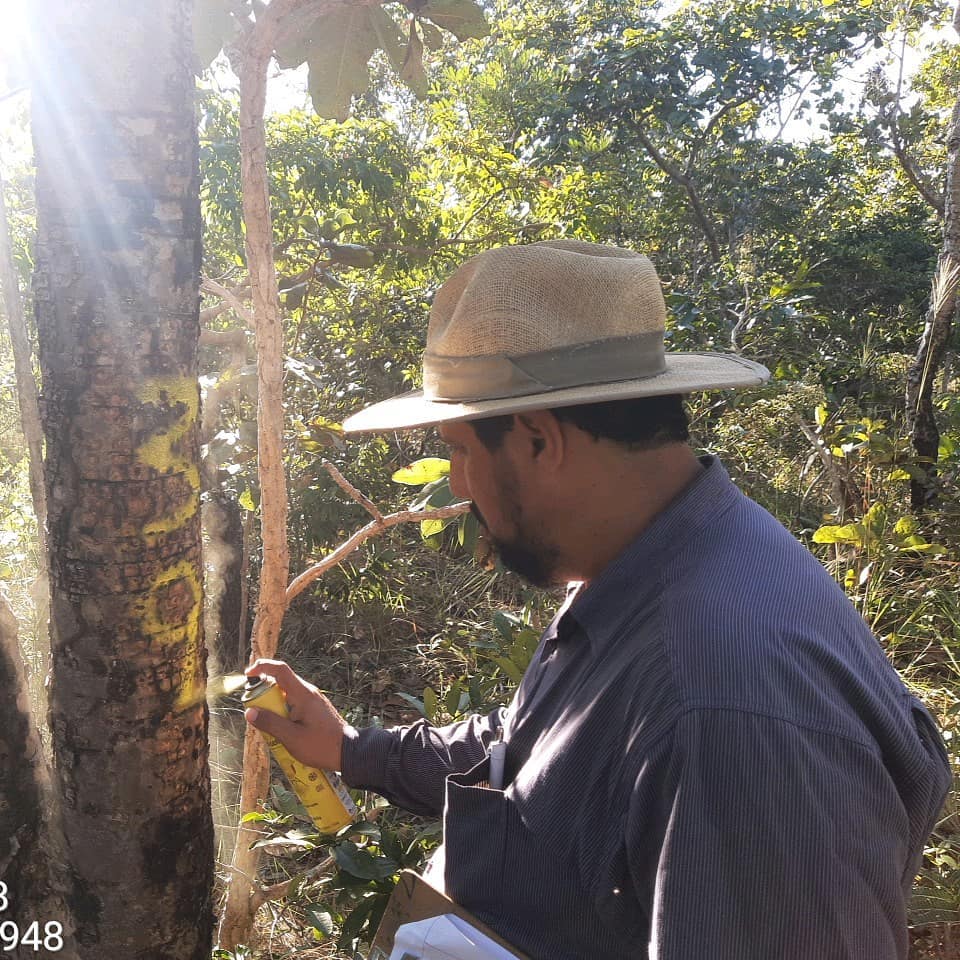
[28,1,213,956]
[904,6,960,508]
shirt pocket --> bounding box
[441,755,525,919]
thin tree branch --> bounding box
[627,120,723,264]
[286,502,471,604]
[202,276,256,329]
[250,855,335,912]
[793,413,861,520]
[891,132,945,216]
[321,460,383,520]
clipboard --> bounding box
[370,870,530,960]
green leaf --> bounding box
[273,4,325,69]
[340,894,378,946]
[457,512,479,554]
[306,906,335,939]
[271,784,309,818]
[418,19,446,50]
[493,656,524,684]
[394,691,426,716]
[347,821,383,839]
[392,457,450,485]
[492,609,520,642]
[193,0,235,70]
[239,487,256,512]
[420,516,453,539]
[444,678,462,717]
[327,242,377,268]
[423,685,438,722]
[893,516,918,537]
[306,8,381,121]
[369,6,407,72]
[334,841,398,881]
[863,502,886,532]
[812,523,864,545]
[400,20,429,100]
[411,478,457,511]
[418,0,490,40]
[379,828,404,865]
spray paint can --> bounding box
[242,675,357,833]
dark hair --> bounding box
[467,396,689,452]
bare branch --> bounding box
[321,460,383,520]
[891,133,945,217]
[200,329,249,350]
[201,277,255,329]
[793,413,861,519]
[201,302,228,324]
[250,855,335,912]
[286,502,472,604]
[626,120,723,264]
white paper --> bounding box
[388,913,518,960]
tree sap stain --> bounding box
[134,375,201,538]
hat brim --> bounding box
[342,352,770,433]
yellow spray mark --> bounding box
[177,672,247,712]
[129,559,206,712]
[135,376,201,537]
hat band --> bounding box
[423,332,666,403]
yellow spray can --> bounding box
[242,675,357,833]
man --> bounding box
[246,240,950,959]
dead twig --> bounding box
[250,855,335,912]
[321,460,383,521]
[286,502,471,604]
[202,276,256,330]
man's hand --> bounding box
[244,659,347,771]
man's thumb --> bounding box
[245,705,292,742]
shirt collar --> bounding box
[561,455,741,655]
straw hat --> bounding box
[342,240,769,433]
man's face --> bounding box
[438,419,561,588]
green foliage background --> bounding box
[2,0,959,955]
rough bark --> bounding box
[217,7,288,944]
[0,596,78,959]
[29,1,213,956]
[905,90,960,510]
[0,163,48,594]
[202,492,245,675]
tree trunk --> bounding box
[0,162,48,598]
[203,491,246,675]
[218,5,290,941]
[218,0,355,943]
[905,91,960,510]
[29,1,214,956]
[0,596,78,959]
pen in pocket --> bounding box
[489,727,506,790]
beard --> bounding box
[470,502,561,588]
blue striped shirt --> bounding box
[342,456,951,959]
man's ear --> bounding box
[515,411,565,469]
